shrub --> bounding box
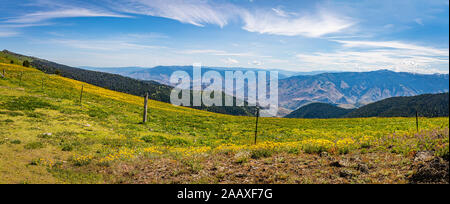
[234,151,251,164]
[25,142,45,150]
[62,144,74,152]
[2,96,54,111]
[301,139,335,154]
[23,60,30,67]
[251,149,273,159]
[72,155,94,166]
[25,111,45,118]
[10,139,21,144]
[0,111,24,117]
[141,135,191,146]
[2,119,14,123]
[436,145,449,161]
[87,107,110,119]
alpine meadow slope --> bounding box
[1,50,257,116]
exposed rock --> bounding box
[414,151,435,162]
[39,133,52,138]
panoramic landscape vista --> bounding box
[0,0,449,188]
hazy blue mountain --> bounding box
[79,66,335,85]
[79,66,147,75]
[278,70,449,111]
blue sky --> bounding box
[0,0,448,74]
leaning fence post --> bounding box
[416,110,419,132]
[143,92,149,123]
[254,107,260,145]
[80,85,84,107]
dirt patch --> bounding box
[409,157,449,184]
[98,152,421,184]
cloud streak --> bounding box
[106,0,356,37]
[296,40,449,74]
[50,38,165,51]
[1,0,357,38]
[5,8,130,24]
[109,0,235,27]
[242,8,356,37]
[0,31,19,37]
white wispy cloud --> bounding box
[109,0,236,27]
[296,40,449,74]
[1,0,357,38]
[105,0,355,37]
[241,8,356,37]
[223,58,239,64]
[51,38,164,51]
[5,8,130,24]
[180,49,263,57]
[335,40,449,56]
[0,31,19,37]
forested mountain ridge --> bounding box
[346,92,449,118]
[285,93,449,118]
[284,103,354,119]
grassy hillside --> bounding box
[0,61,448,184]
[285,103,354,119]
[1,50,257,117]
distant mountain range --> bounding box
[278,70,449,112]
[82,66,449,116]
[285,93,449,119]
[80,66,334,85]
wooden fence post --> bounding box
[1,69,5,78]
[416,110,419,132]
[19,72,23,86]
[254,107,260,145]
[143,92,149,123]
[80,85,84,107]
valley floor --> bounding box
[0,62,448,184]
